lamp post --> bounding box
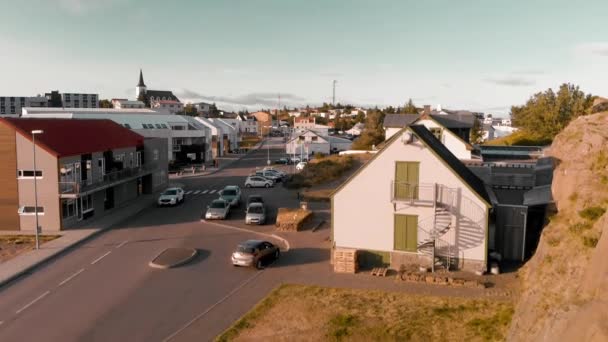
[31,130,44,250]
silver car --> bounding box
[204,199,230,220]
[245,203,266,225]
[231,240,280,269]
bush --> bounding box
[579,206,606,222]
[283,155,354,189]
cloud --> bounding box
[576,42,608,57]
[511,69,545,76]
[57,0,125,14]
[483,77,536,87]
[175,89,308,108]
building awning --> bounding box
[523,185,553,206]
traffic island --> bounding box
[149,247,198,269]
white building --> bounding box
[294,117,330,136]
[21,107,212,163]
[152,100,184,114]
[286,130,352,156]
[332,125,491,272]
[45,92,98,108]
[112,99,145,109]
[237,113,257,134]
[210,118,239,152]
[346,122,365,136]
[0,96,47,117]
[193,102,213,115]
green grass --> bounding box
[578,206,606,222]
[483,130,552,146]
[284,155,355,189]
[466,306,515,341]
[326,313,359,341]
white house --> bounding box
[195,117,226,158]
[112,99,145,109]
[346,122,365,136]
[332,125,491,273]
[236,113,258,135]
[482,124,496,141]
[152,100,184,114]
[286,130,352,156]
[210,118,239,152]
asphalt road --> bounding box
[0,137,324,342]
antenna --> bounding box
[332,80,337,106]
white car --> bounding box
[157,187,185,206]
[296,162,307,171]
[205,199,230,220]
[245,175,274,188]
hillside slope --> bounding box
[508,112,608,341]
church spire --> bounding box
[137,69,146,87]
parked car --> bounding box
[246,195,264,207]
[219,185,241,207]
[291,157,301,164]
[205,199,230,220]
[263,167,286,177]
[274,158,290,165]
[231,240,280,269]
[254,170,282,182]
[245,175,274,188]
[245,203,266,225]
[296,161,307,171]
[157,187,185,206]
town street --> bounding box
[0,138,329,342]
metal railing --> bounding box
[59,164,157,195]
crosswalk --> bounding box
[184,189,221,196]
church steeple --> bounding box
[137,69,146,87]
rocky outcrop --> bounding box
[508,112,608,341]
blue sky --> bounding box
[1,0,608,115]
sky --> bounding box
[1,0,608,116]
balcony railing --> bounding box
[59,164,157,195]
[391,182,437,204]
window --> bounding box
[153,149,159,161]
[18,170,43,178]
[311,136,318,141]
[114,154,125,162]
[429,127,442,141]
[10,106,15,114]
[129,152,134,167]
[394,162,419,200]
[155,124,162,129]
[81,195,93,213]
[19,206,44,215]
[135,151,141,167]
[62,199,76,218]
[394,214,417,252]
[124,124,131,129]
[160,124,168,129]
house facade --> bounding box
[0,96,47,117]
[152,100,184,114]
[332,125,491,272]
[0,118,168,232]
[286,130,352,156]
[236,113,258,134]
[251,111,272,135]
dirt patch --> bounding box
[275,208,313,232]
[217,284,514,342]
[0,235,60,264]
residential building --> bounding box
[286,130,352,156]
[236,113,257,135]
[251,111,272,135]
[194,117,227,159]
[152,100,184,114]
[0,96,47,117]
[135,69,180,105]
[21,108,211,164]
[482,124,496,141]
[45,91,99,108]
[112,99,145,109]
[332,125,491,272]
[209,118,239,152]
[0,118,168,232]
[345,122,365,136]
[294,116,330,136]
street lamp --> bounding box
[31,130,43,250]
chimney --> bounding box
[423,105,431,115]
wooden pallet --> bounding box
[371,267,388,277]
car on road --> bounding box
[219,185,241,207]
[291,157,301,164]
[205,199,230,220]
[274,157,290,165]
[231,240,280,269]
[245,203,266,225]
[263,167,286,177]
[157,187,185,206]
[296,161,307,171]
[254,170,282,182]
[246,194,264,207]
[245,175,274,188]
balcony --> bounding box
[391,181,457,208]
[59,164,157,197]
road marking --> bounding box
[116,240,129,249]
[201,220,290,252]
[185,191,193,195]
[91,251,111,265]
[58,268,85,287]
[193,190,201,195]
[209,189,216,194]
[201,189,209,194]
[163,271,264,341]
[16,291,50,314]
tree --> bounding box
[470,118,483,144]
[351,109,386,150]
[137,93,150,107]
[402,98,418,114]
[183,103,197,116]
[511,83,594,143]
[384,106,396,114]
[98,99,113,108]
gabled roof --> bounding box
[137,69,146,87]
[429,114,474,128]
[1,118,143,158]
[383,114,420,128]
[146,90,180,102]
[409,125,490,205]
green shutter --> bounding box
[394,162,420,200]
[394,214,418,252]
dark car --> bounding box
[231,240,280,269]
[246,195,264,208]
[274,158,290,164]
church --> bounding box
[135,69,180,105]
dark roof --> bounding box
[1,118,144,158]
[383,114,420,128]
[146,90,180,102]
[430,114,474,128]
[137,69,146,87]
[409,125,490,205]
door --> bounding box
[74,163,82,184]
[104,187,115,210]
[98,158,105,180]
[394,162,420,200]
[394,214,418,252]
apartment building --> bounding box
[45,91,99,108]
[0,118,168,232]
[0,96,47,117]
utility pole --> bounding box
[332,80,337,106]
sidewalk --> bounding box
[170,140,265,179]
[0,193,157,288]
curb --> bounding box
[149,248,198,269]
[200,219,291,252]
[0,197,155,289]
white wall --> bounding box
[415,119,472,160]
[333,129,488,263]
[385,127,401,141]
